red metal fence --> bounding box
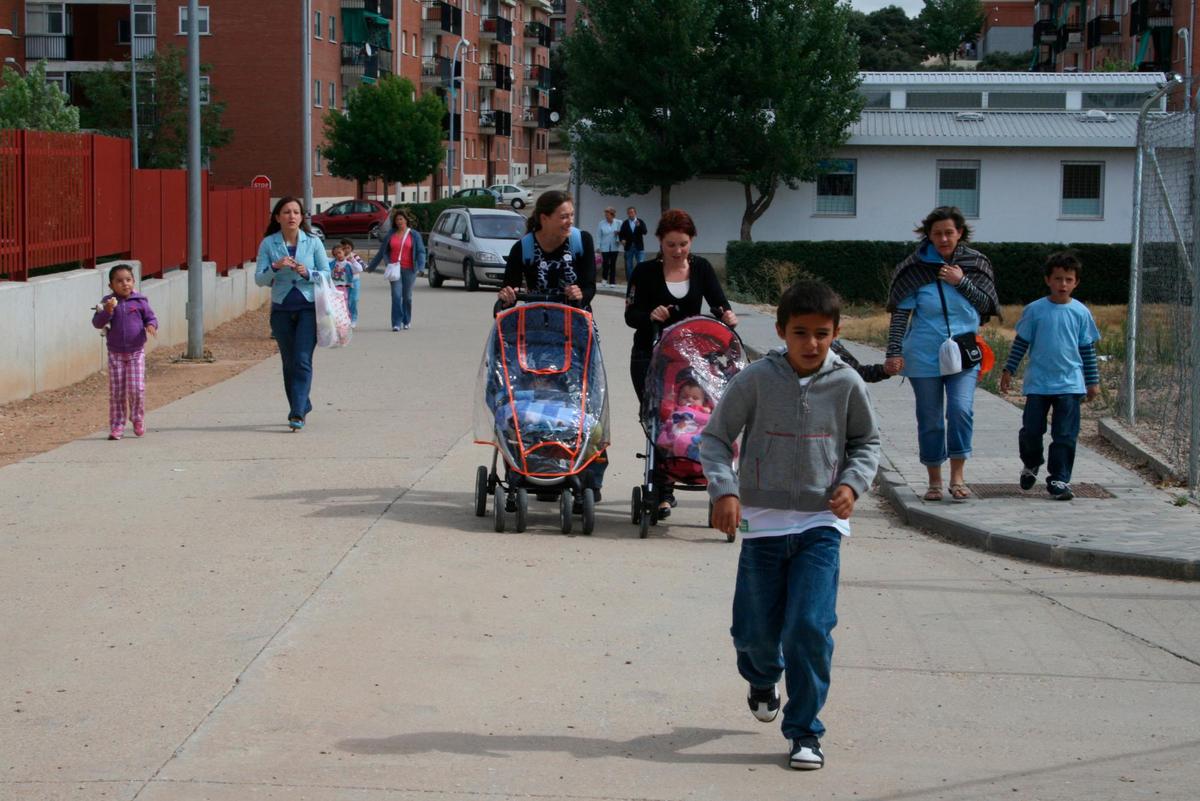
[1,130,269,282]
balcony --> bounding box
[25,34,73,61]
[524,20,551,47]
[1033,43,1056,71]
[1130,0,1172,34]
[524,63,551,91]
[441,111,463,136]
[516,105,550,128]
[550,0,566,13]
[1086,15,1122,47]
[421,55,460,85]
[479,62,513,90]
[1054,18,1084,52]
[1033,19,1057,44]
[342,42,390,83]
[480,15,513,44]
[423,0,464,36]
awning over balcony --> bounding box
[342,8,390,45]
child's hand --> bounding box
[828,484,856,519]
[103,297,118,313]
[884,356,903,375]
[1085,385,1099,402]
[145,324,157,337]
[999,370,1013,394]
[711,495,741,537]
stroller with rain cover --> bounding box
[474,295,610,534]
[632,316,746,539]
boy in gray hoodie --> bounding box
[701,280,880,771]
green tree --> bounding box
[562,0,720,213]
[708,0,864,241]
[322,75,444,200]
[919,0,984,66]
[849,6,925,71]
[74,46,232,168]
[975,49,1034,70]
[0,60,80,132]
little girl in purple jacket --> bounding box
[92,264,158,440]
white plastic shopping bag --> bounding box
[313,271,352,348]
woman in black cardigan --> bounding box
[625,209,738,516]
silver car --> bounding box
[426,207,526,291]
[487,183,534,210]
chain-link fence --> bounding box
[1124,108,1199,494]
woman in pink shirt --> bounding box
[369,208,427,331]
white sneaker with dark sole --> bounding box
[789,736,824,770]
[747,683,780,723]
[1048,480,1074,500]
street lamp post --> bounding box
[129,0,139,169]
[184,0,204,359]
[448,38,470,193]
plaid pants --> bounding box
[107,348,146,431]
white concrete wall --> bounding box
[579,146,1135,253]
[0,259,272,405]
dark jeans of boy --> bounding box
[1019,393,1082,484]
[731,526,841,740]
[269,307,316,421]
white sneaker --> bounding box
[747,683,780,723]
[789,737,824,770]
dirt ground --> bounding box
[0,307,276,468]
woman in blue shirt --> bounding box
[595,207,621,287]
[255,196,329,431]
[884,207,1000,502]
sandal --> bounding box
[923,485,943,502]
[949,483,971,502]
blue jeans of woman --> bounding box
[269,307,316,421]
[390,269,416,328]
[909,368,978,466]
[1019,393,1082,484]
[731,526,841,740]
[624,248,643,283]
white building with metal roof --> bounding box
[578,72,1169,251]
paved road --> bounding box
[2,277,1199,800]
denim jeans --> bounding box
[731,527,841,740]
[909,368,978,466]
[390,269,416,328]
[1019,393,1082,484]
[624,249,643,283]
[347,281,359,323]
[269,307,316,421]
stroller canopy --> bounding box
[642,317,747,436]
[475,302,610,479]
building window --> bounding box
[907,91,983,109]
[177,5,210,35]
[1061,162,1103,218]
[314,148,322,175]
[937,159,980,217]
[987,91,1066,110]
[198,74,210,104]
[815,159,856,216]
[314,79,322,106]
[412,33,417,54]
[329,15,336,42]
[27,3,67,35]
[861,91,890,108]
[329,82,335,109]
[1083,91,1153,110]
[314,10,321,38]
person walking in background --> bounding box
[831,340,900,384]
[338,238,364,328]
[884,206,1000,502]
[255,195,328,431]
[369,208,426,331]
[596,207,621,287]
[91,264,157,441]
[1000,251,1100,501]
[702,280,881,771]
[618,206,647,284]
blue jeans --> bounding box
[347,281,359,323]
[910,369,978,466]
[269,307,316,421]
[623,249,643,283]
[731,527,841,740]
[1020,394,1082,484]
[390,270,415,328]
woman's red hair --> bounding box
[655,208,697,239]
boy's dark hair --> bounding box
[777,279,842,329]
[1044,250,1082,278]
[108,264,134,282]
[338,238,355,249]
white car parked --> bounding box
[487,183,534,210]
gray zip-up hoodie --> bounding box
[700,349,881,511]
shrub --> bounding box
[726,240,1132,306]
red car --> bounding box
[310,199,390,240]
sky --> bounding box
[849,0,924,17]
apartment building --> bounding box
[1032,0,1181,77]
[978,0,1036,59]
[2,0,550,210]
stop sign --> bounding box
[250,174,271,189]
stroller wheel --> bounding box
[514,488,528,533]
[638,502,650,539]
[559,489,574,535]
[631,486,642,525]
[649,485,660,526]
[474,466,489,517]
[581,488,596,536]
[492,486,506,533]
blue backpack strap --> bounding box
[520,232,535,265]
[568,227,583,262]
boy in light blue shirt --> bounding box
[1000,251,1100,500]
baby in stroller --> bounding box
[655,379,713,462]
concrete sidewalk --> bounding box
[722,297,1200,581]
